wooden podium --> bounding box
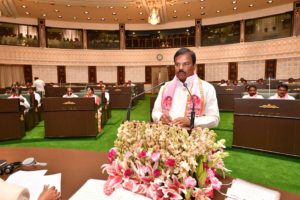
[233,98,300,156]
[43,98,98,137]
[0,99,25,140]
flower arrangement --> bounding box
[102,121,229,200]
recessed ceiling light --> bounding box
[87,17,91,20]
[139,12,143,15]
[232,0,237,4]
[173,16,177,18]
[54,9,59,12]
[216,10,221,13]
[101,18,105,21]
[42,13,47,17]
[249,4,254,7]
[200,6,205,9]
[112,12,116,15]
[184,1,189,4]
[173,10,177,13]
[127,18,132,20]
[58,15,62,18]
[114,18,118,21]
[25,11,30,15]
[201,12,205,15]
[200,0,205,2]
[66,4,71,7]
[110,6,113,9]
[96,5,100,8]
[138,5,142,8]
[123,6,127,9]
[22,5,27,8]
[233,7,237,10]
[84,11,89,14]
[187,14,191,17]
[73,16,77,20]
[170,3,174,6]
[267,0,273,3]
[186,29,189,32]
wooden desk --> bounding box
[214,86,245,111]
[0,99,25,141]
[233,99,300,156]
[43,98,98,137]
[1,147,299,200]
[107,86,132,108]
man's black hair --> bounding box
[173,48,196,65]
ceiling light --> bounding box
[267,0,273,3]
[101,18,105,21]
[249,4,254,7]
[87,17,91,20]
[42,13,47,17]
[110,6,113,9]
[66,4,71,7]
[139,12,143,15]
[138,5,142,8]
[25,12,30,15]
[112,12,116,15]
[200,6,205,9]
[54,9,59,12]
[200,0,205,2]
[73,16,77,20]
[173,10,177,13]
[216,10,221,13]
[148,7,160,25]
[84,11,89,14]
[173,16,177,18]
[184,1,189,4]
[96,5,100,8]
[233,7,237,10]
[201,12,205,15]
[232,1,237,4]
[170,3,174,6]
[58,15,62,18]
[128,18,132,20]
[123,6,127,9]
[114,18,118,21]
[22,5,27,8]
[187,14,191,17]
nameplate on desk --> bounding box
[114,89,121,92]
[259,104,279,109]
[225,88,234,91]
[63,101,76,105]
[292,88,300,91]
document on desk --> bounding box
[6,170,61,200]
[70,179,150,200]
[226,178,280,200]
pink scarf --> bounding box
[161,74,204,117]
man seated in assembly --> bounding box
[97,81,106,89]
[242,85,264,99]
[4,87,11,95]
[218,79,227,86]
[8,88,30,113]
[27,87,42,107]
[269,84,295,100]
[62,87,78,98]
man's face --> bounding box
[277,87,287,97]
[174,53,195,82]
[248,87,257,96]
[67,88,72,95]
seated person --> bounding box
[285,77,295,85]
[242,85,264,99]
[126,80,136,87]
[4,87,11,95]
[269,84,295,100]
[257,78,264,85]
[226,80,231,86]
[0,179,61,200]
[218,79,227,86]
[85,87,100,106]
[62,87,78,98]
[27,87,42,107]
[8,88,30,113]
[97,81,106,89]
[233,80,239,86]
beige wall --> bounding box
[277,57,300,79]
[32,65,57,83]
[205,63,228,81]
[238,61,265,80]
[66,66,88,83]
[125,66,145,83]
[96,66,117,83]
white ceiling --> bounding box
[0,0,295,24]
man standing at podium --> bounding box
[152,48,219,128]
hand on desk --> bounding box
[38,185,61,200]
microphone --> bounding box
[126,81,165,121]
[183,82,195,130]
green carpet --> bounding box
[0,95,300,195]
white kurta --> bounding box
[62,93,79,98]
[242,94,264,99]
[8,95,30,113]
[33,79,45,92]
[269,94,295,100]
[152,75,220,128]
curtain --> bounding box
[0,65,25,88]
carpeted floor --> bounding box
[0,95,300,195]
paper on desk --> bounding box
[70,179,150,200]
[6,170,61,200]
[226,178,280,200]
